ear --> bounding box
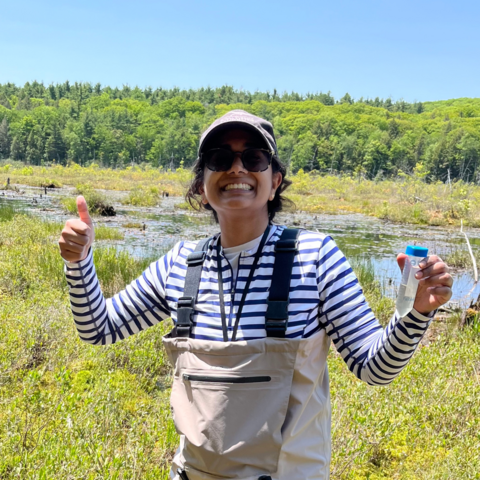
[199,185,208,205]
[269,171,282,201]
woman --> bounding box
[59,110,453,480]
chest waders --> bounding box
[163,228,332,480]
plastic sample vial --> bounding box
[396,245,429,317]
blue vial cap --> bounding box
[405,245,428,257]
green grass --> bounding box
[94,225,124,241]
[122,187,161,207]
[444,246,479,269]
[0,203,21,222]
[0,207,479,479]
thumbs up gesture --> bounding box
[58,196,95,262]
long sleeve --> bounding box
[317,237,433,386]
[64,243,183,345]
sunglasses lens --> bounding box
[204,149,234,171]
[203,148,271,172]
[242,149,271,172]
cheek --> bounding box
[201,171,219,198]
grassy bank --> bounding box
[3,163,480,227]
[288,169,480,227]
[1,208,479,478]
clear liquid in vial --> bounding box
[396,256,421,317]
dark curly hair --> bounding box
[185,129,292,223]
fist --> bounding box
[397,253,453,315]
[58,196,95,262]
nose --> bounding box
[227,153,247,174]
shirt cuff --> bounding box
[64,248,93,272]
[406,308,436,325]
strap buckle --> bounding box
[274,239,298,252]
[187,251,206,266]
[265,299,288,338]
[176,296,195,337]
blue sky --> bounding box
[0,0,478,102]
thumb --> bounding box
[397,253,407,273]
[76,196,92,225]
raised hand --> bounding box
[397,253,453,315]
[58,196,95,262]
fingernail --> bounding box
[419,262,426,268]
[415,272,423,279]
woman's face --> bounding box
[200,129,282,222]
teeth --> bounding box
[224,183,253,191]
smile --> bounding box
[224,183,253,191]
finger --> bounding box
[396,253,407,273]
[59,237,85,254]
[77,196,92,225]
[418,255,442,269]
[66,218,91,236]
[416,261,449,279]
[426,285,453,299]
[62,229,90,246]
[420,272,453,288]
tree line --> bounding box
[0,81,479,182]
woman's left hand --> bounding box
[397,254,453,315]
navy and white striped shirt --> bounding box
[65,225,432,386]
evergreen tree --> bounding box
[0,94,12,109]
[339,93,353,104]
[0,117,12,158]
[10,135,25,161]
[26,130,43,165]
[45,125,66,163]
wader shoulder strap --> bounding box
[176,237,211,338]
[266,228,301,338]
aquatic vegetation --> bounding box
[123,222,143,228]
[122,186,160,207]
[93,225,124,241]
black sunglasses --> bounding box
[201,148,274,173]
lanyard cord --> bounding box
[217,226,271,342]
[216,246,229,342]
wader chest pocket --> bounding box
[171,369,291,477]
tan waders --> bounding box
[163,229,332,479]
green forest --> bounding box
[0,81,480,182]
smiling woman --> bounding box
[60,109,453,480]
[186,110,292,235]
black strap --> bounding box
[176,237,210,338]
[265,228,301,338]
[177,469,189,480]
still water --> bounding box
[1,186,478,307]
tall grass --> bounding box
[0,203,21,222]
[122,186,161,207]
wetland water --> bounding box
[2,185,478,306]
